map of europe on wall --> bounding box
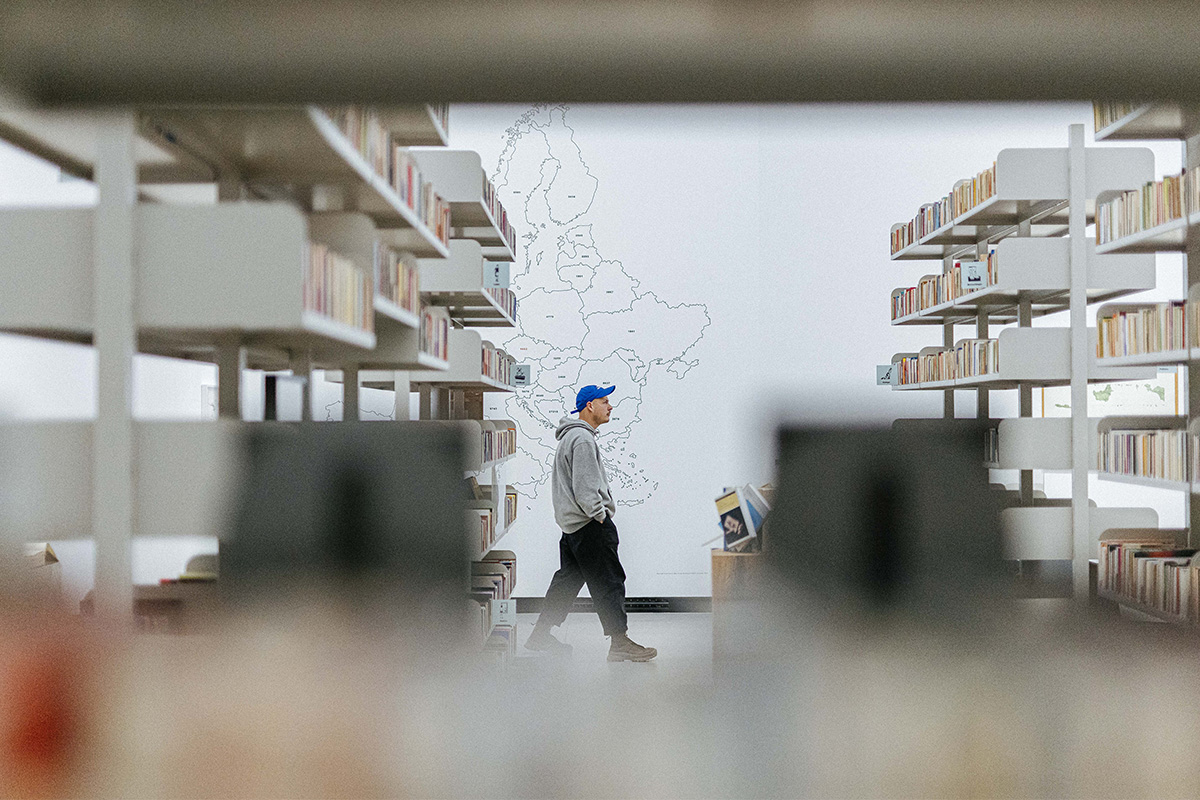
[485,105,711,506]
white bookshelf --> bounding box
[1094,103,1200,143]
[0,421,239,542]
[891,328,1155,390]
[891,238,1154,326]
[996,418,1101,471]
[1095,208,1200,255]
[409,149,517,261]
[890,146,1155,261]
[1002,505,1158,561]
[420,240,518,328]
[0,203,377,358]
[405,328,516,392]
[1094,415,1195,492]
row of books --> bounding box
[889,162,997,254]
[890,247,999,319]
[420,305,451,361]
[303,243,373,332]
[1096,300,1190,358]
[1092,101,1140,133]
[480,422,517,465]
[482,173,517,253]
[1096,169,1199,245]
[481,340,516,385]
[1098,429,1188,482]
[468,507,498,557]
[324,106,452,245]
[469,479,520,531]
[895,338,999,385]
[374,243,421,316]
[429,103,450,136]
[486,287,518,321]
[1099,534,1197,619]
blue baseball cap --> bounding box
[573,384,616,413]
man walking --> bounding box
[525,384,657,662]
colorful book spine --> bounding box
[482,173,516,252]
[303,242,373,332]
[1097,429,1187,482]
[373,243,421,315]
[955,338,999,379]
[486,288,518,322]
[891,247,999,320]
[429,103,450,135]
[1095,301,1188,358]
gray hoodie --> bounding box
[552,416,616,533]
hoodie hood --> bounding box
[556,416,596,440]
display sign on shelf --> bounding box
[484,262,510,289]
[961,261,987,289]
[876,364,896,386]
[491,598,517,627]
[513,364,533,387]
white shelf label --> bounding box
[484,262,510,289]
[876,364,896,386]
[491,598,517,627]
[960,261,987,289]
[513,364,533,387]
[1158,365,1176,373]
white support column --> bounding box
[217,338,245,420]
[292,352,314,421]
[394,371,411,421]
[943,321,954,419]
[343,365,359,421]
[1068,123,1091,597]
[92,111,138,622]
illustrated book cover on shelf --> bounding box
[715,487,757,552]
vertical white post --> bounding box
[1068,124,1091,597]
[394,371,411,421]
[343,364,359,421]
[217,338,245,420]
[92,112,137,621]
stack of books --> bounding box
[956,338,999,379]
[1096,301,1188,358]
[889,162,997,254]
[1092,101,1140,132]
[1096,170,1194,245]
[374,243,421,315]
[420,304,450,360]
[1098,428,1188,482]
[303,243,373,332]
[480,422,516,464]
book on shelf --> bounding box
[469,507,496,555]
[480,341,515,385]
[504,487,518,528]
[1099,533,1184,594]
[324,106,451,245]
[481,173,517,252]
[891,246,998,319]
[374,242,421,316]
[481,421,517,464]
[1096,169,1196,245]
[304,242,373,332]
[429,103,450,135]
[894,338,998,385]
[1093,101,1140,132]
[1096,301,1188,358]
[486,287,518,321]
[1097,429,1188,482]
[889,162,996,254]
[420,304,450,360]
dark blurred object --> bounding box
[769,423,1007,622]
[221,422,469,620]
[5,1,1200,103]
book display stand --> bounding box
[0,101,522,647]
[886,126,1159,591]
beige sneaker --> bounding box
[607,633,657,662]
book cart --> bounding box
[886,126,1160,597]
[1086,102,1200,623]
[0,101,520,652]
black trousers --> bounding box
[536,515,628,636]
